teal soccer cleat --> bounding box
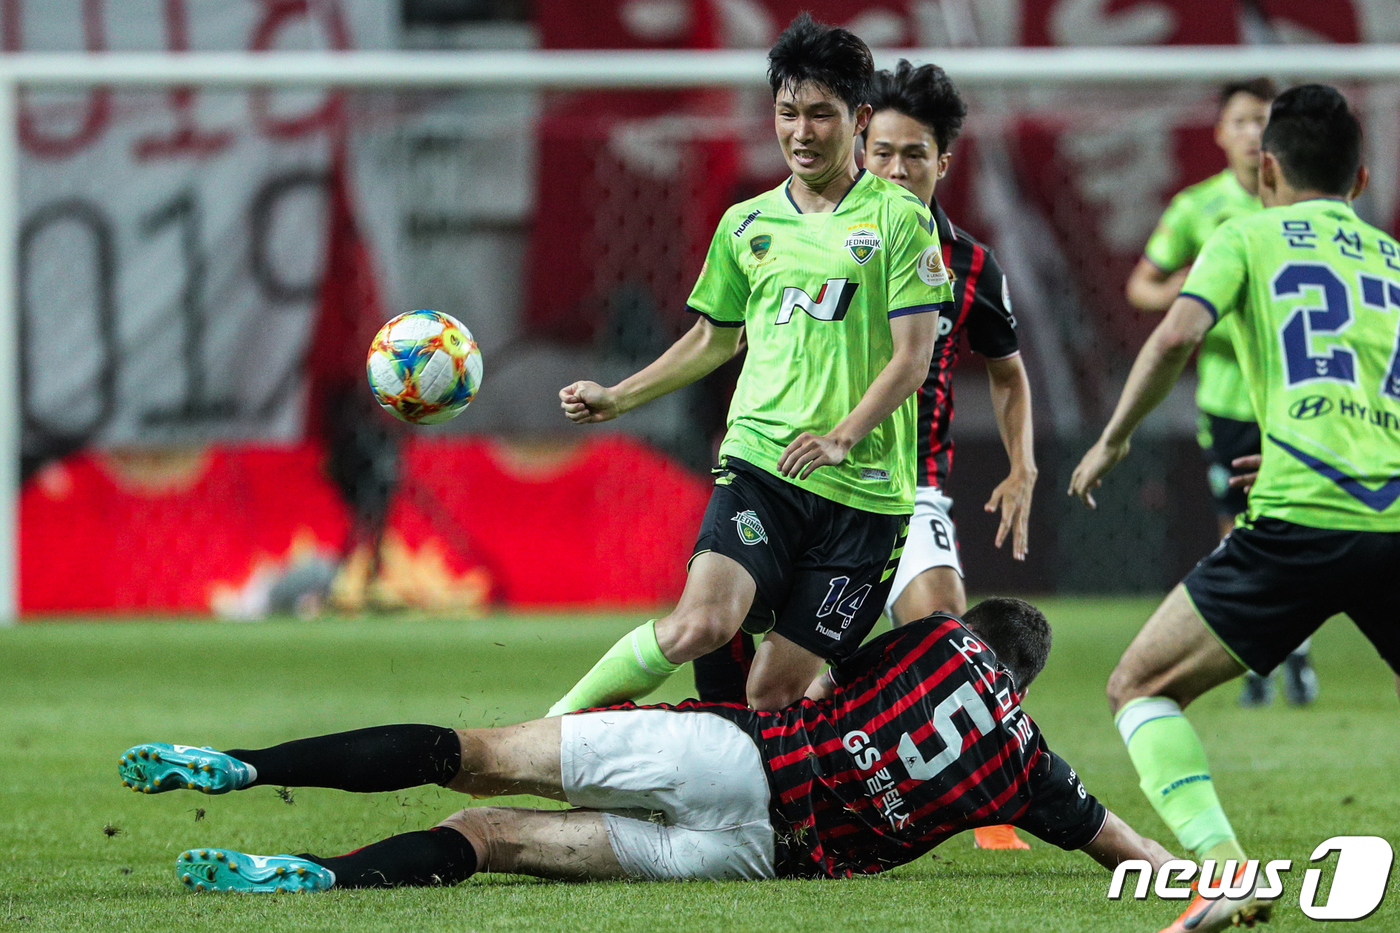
[119,743,254,795]
[177,849,335,893]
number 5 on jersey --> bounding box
[898,681,996,780]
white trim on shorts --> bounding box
[885,485,963,617]
[559,708,776,880]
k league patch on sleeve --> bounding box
[917,246,950,287]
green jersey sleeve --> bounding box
[1143,191,1201,272]
[885,201,953,318]
[686,214,750,326]
[1180,222,1249,323]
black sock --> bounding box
[227,725,460,792]
[693,630,755,703]
[304,827,478,888]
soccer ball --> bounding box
[366,310,483,424]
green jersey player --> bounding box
[551,14,948,713]
[1071,85,1397,933]
[1127,80,1272,536]
[1127,80,1317,707]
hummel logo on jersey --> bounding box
[844,224,881,264]
[731,510,768,545]
[776,278,859,325]
[732,209,762,237]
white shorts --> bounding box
[559,708,776,880]
[885,485,963,617]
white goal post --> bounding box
[2,43,1399,624]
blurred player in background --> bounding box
[1072,85,1399,933]
[118,598,1174,891]
[1126,79,1317,708]
[549,14,948,715]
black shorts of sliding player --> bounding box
[1198,413,1261,517]
[1184,516,1400,675]
[691,457,907,663]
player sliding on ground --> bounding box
[552,14,948,714]
[1071,85,1400,933]
[118,599,1173,894]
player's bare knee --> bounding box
[1106,664,1148,715]
[452,729,492,780]
[658,608,740,660]
[436,808,490,859]
[747,677,807,711]
[436,807,519,874]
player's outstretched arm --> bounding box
[1080,809,1175,873]
[1069,296,1215,507]
[778,309,938,479]
[984,353,1037,560]
[1125,258,1191,313]
[560,317,743,424]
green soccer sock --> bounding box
[547,620,681,716]
[1116,696,1241,867]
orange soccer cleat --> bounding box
[1157,864,1272,933]
[973,825,1030,850]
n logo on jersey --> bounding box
[776,278,859,325]
[750,234,771,260]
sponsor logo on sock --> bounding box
[1107,837,1393,921]
[1161,773,1212,795]
[731,510,768,545]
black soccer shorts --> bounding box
[1184,516,1400,675]
[691,457,908,662]
[1198,414,1261,517]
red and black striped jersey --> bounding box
[919,201,1021,490]
[696,614,1105,878]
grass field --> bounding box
[2,597,1396,933]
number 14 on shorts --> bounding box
[818,576,872,631]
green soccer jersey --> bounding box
[1144,169,1262,424]
[1181,198,1400,531]
[687,171,954,515]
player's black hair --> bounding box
[1261,84,1362,196]
[962,597,1052,690]
[767,12,873,115]
[1218,77,1277,110]
[864,60,967,154]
